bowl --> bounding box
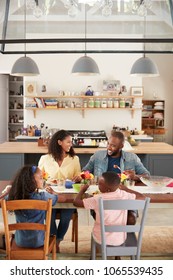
[72,183,83,193]
[65,180,75,189]
[140,175,173,188]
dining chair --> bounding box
[56,209,78,253]
[1,199,56,260]
[91,197,150,260]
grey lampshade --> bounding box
[11,56,40,76]
[71,55,100,75]
[130,57,159,77]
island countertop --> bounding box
[0,141,173,154]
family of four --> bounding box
[6,129,149,253]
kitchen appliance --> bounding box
[68,130,107,147]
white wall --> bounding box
[1,52,173,143]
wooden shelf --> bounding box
[8,123,23,126]
[9,95,23,98]
[25,95,139,99]
[25,107,141,118]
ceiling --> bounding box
[0,0,173,54]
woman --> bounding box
[38,129,81,251]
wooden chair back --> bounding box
[1,199,56,260]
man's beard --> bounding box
[107,150,119,157]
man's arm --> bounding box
[73,185,89,207]
[82,154,95,173]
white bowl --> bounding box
[140,176,173,188]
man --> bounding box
[83,130,150,180]
[83,130,150,225]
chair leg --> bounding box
[71,212,78,253]
[91,235,96,260]
[52,240,57,260]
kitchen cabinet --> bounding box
[8,76,24,141]
[25,94,142,118]
[142,100,166,142]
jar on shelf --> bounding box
[101,99,107,108]
[113,99,119,108]
[88,98,94,108]
[94,99,101,108]
[58,101,63,108]
[83,100,88,108]
[119,98,125,108]
[107,99,113,108]
[125,100,131,108]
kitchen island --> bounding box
[0,142,173,180]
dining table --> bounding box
[1,180,173,208]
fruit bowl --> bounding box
[140,175,173,188]
[72,183,83,193]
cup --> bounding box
[57,179,65,191]
[125,179,135,188]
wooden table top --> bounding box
[1,180,173,204]
[0,141,173,154]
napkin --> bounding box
[167,182,173,187]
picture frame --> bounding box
[103,80,121,93]
[131,86,144,96]
[25,81,37,95]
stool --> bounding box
[56,210,78,253]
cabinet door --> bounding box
[148,155,173,177]
[153,135,165,142]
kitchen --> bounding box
[1,0,173,263]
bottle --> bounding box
[20,85,23,95]
[85,86,93,96]
[14,100,17,109]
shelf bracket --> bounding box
[33,110,36,118]
[82,109,85,118]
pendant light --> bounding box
[71,5,100,75]
[130,15,159,77]
[11,0,39,76]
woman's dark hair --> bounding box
[8,165,38,200]
[48,129,75,161]
[102,171,121,187]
